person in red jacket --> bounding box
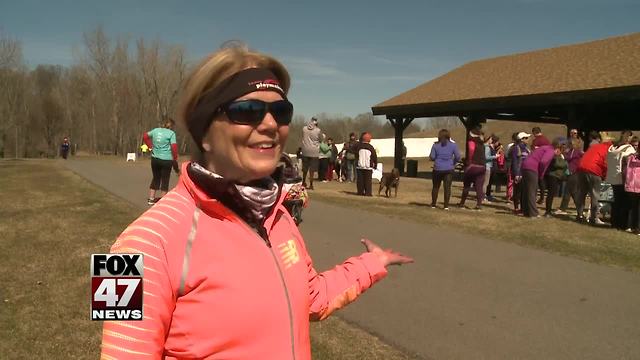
[100,45,413,360]
[575,140,612,224]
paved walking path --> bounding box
[65,158,640,360]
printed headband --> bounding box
[187,67,287,149]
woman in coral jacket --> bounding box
[100,45,413,360]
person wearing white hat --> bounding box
[508,132,531,214]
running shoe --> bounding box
[554,209,568,215]
[589,218,606,226]
[147,198,155,205]
[443,207,450,211]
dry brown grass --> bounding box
[0,160,141,359]
[310,174,640,272]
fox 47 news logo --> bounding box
[91,254,143,321]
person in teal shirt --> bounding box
[143,118,179,204]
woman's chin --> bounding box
[240,162,279,182]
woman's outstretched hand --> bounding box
[361,239,414,267]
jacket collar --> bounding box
[178,161,288,231]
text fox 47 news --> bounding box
[91,254,144,321]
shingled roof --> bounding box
[372,32,640,118]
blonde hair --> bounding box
[178,45,290,137]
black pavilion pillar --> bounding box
[459,113,484,161]
[389,117,414,175]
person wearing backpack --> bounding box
[624,137,640,235]
[544,141,568,217]
[341,132,358,182]
[607,131,635,230]
[557,138,584,214]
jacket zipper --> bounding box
[234,214,297,360]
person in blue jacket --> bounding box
[429,129,461,210]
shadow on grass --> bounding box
[409,202,430,207]
[340,190,362,196]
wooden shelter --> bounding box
[372,32,640,173]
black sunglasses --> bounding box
[222,99,293,126]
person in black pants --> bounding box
[429,129,461,209]
[521,140,562,218]
[544,151,568,216]
[355,132,376,196]
[151,158,174,194]
[143,118,179,205]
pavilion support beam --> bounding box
[388,117,413,175]
[566,106,582,139]
[463,113,484,160]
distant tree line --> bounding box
[1,28,457,158]
[0,27,186,158]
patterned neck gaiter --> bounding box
[188,162,279,227]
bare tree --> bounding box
[136,39,186,123]
[0,32,25,157]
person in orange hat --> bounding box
[355,132,377,196]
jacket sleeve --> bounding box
[171,144,179,161]
[538,149,555,179]
[370,145,378,168]
[511,147,523,177]
[453,144,462,163]
[299,240,387,321]
[143,132,153,149]
[100,219,176,359]
[429,144,437,161]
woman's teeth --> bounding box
[253,143,274,149]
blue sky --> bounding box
[1,0,638,120]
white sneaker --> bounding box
[554,209,568,215]
[590,218,605,226]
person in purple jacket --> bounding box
[429,129,461,210]
[521,139,563,218]
[509,132,531,214]
[557,138,584,214]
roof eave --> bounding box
[371,85,640,118]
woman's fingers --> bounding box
[361,239,414,266]
[360,238,380,252]
[388,252,414,265]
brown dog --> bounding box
[378,168,400,197]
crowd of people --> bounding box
[299,118,378,196]
[428,125,640,235]
[296,120,640,236]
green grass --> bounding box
[0,160,413,359]
[310,176,640,272]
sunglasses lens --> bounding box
[225,100,293,126]
[225,100,266,125]
[270,100,293,125]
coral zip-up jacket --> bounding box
[101,162,387,359]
